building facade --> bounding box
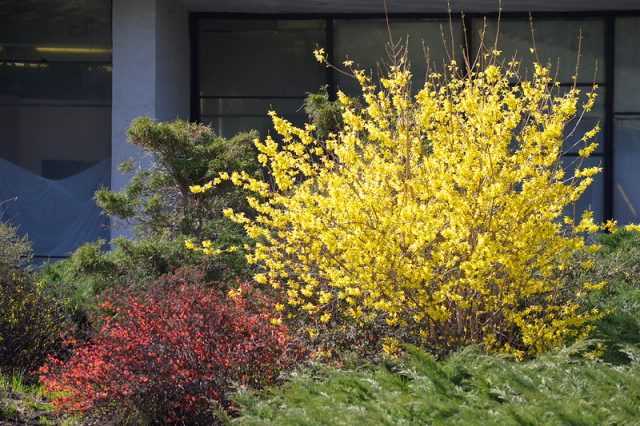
[1,0,640,259]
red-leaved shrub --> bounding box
[39,272,302,424]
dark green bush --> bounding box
[303,89,344,140]
[234,344,640,425]
[96,118,260,242]
[42,119,265,322]
[567,229,640,363]
[44,237,200,293]
[0,223,67,373]
[41,236,209,326]
[0,221,31,272]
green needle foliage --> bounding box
[234,343,640,425]
[235,230,640,425]
[303,88,344,140]
[96,117,260,241]
[579,229,640,364]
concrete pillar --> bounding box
[111,0,190,238]
[156,0,190,122]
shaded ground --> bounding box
[0,375,57,425]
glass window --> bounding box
[200,98,307,138]
[613,117,640,224]
[0,104,110,177]
[0,0,111,62]
[198,19,326,137]
[0,0,112,177]
[473,18,605,84]
[614,17,640,224]
[0,0,111,258]
[614,17,640,113]
[0,62,111,102]
[198,19,326,98]
[334,19,463,94]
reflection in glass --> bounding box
[614,17,640,113]
[200,98,306,138]
[614,116,640,225]
[0,0,112,62]
[0,0,112,258]
[474,19,605,84]
[0,104,111,177]
[198,20,326,97]
[334,19,462,95]
[0,0,112,178]
[0,62,111,102]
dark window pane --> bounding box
[615,17,640,113]
[334,19,463,94]
[201,97,306,138]
[0,61,111,103]
[198,19,327,97]
[0,0,111,258]
[201,97,304,116]
[614,116,640,224]
[0,104,110,176]
[0,0,111,176]
[562,156,604,223]
[0,0,111,62]
[473,19,605,84]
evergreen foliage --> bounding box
[235,343,640,425]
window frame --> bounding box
[190,10,640,222]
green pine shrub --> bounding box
[96,117,260,243]
[568,229,640,363]
[234,343,640,425]
[42,119,265,326]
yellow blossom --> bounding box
[313,47,326,63]
[218,48,603,357]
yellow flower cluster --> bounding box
[592,219,640,233]
[195,51,604,358]
[184,238,237,256]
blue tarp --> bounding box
[0,156,110,258]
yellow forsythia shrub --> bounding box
[196,49,604,358]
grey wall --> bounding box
[156,0,190,122]
[111,0,189,237]
[112,0,157,192]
